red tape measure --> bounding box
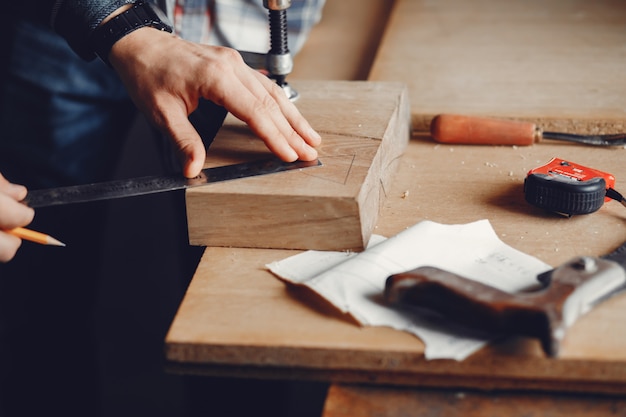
[524,157,625,216]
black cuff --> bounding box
[88,1,173,66]
[52,0,138,61]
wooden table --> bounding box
[369,0,626,133]
[166,134,626,390]
[321,384,626,417]
[165,0,626,415]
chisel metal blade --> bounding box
[23,158,321,208]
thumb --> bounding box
[165,114,207,178]
[180,137,206,179]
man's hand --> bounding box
[108,28,322,178]
[0,173,35,262]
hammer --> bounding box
[385,252,626,357]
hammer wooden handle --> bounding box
[385,266,561,356]
[384,257,626,357]
[430,114,540,146]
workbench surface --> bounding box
[166,130,626,395]
[369,0,626,133]
[165,0,626,400]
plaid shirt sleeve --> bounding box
[46,0,324,61]
[164,0,326,55]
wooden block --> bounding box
[369,0,626,134]
[185,80,410,251]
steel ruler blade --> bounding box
[24,158,321,208]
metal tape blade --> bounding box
[24,158,321,208]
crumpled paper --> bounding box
[266,219,551,360]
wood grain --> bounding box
[290,0,394,81]
[368,0,626,134]
[167,133,626,395]
[322,384,626,417]
[167,0,626,399]
[185,80,410,251]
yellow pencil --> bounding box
[7,227,66,247]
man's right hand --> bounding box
[108,28,322,178]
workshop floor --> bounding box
[94,116,328,417]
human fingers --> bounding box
[152,95,207,178]
[110,31,320,169]
[0,191,35,230]
[253,77,321,161]
[0,173,28,201]
[208,61,321,161]
[0,173,32,229]
[0,189,34,263]
[250,69,322,152]
[109,31,209,178]
[0,232,21,263]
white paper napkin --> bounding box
[267,219,552,360]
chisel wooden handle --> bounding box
[384,266,558,354]
[430,114,541,146]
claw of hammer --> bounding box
[384,257,626,357]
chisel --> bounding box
[430,114,626,146]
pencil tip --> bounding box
[49,237,66,247]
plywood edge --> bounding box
[165,342,626,395]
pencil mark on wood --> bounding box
[299,154,357,185]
